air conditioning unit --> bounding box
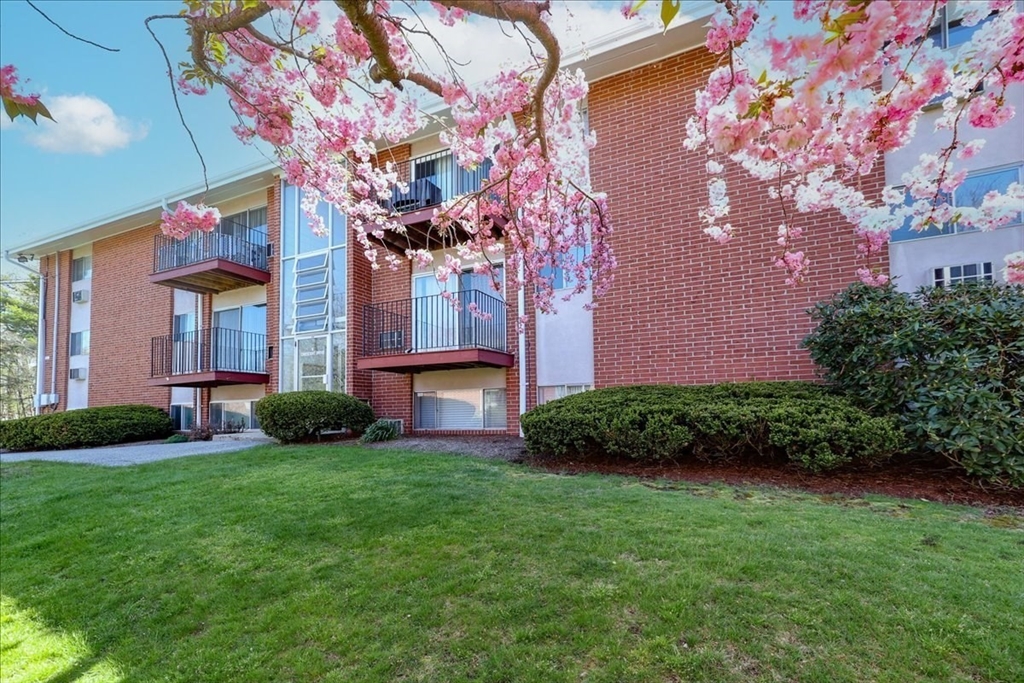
[72,289,90,304]
[69,368,88,381]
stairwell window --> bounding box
[927,4,994,50]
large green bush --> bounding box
[803,282,1024,487]
[520,382,904,472]
[255,391,375,443]
[0,405,174,451]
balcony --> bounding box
[375,151,498,253]
[357,289,514,374]
[150,221,271,294]
[149,327,269,387]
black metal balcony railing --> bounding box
[153,220,269,273]
[363,289,506,357]
[151,327,267,377]
[381,150,493,214]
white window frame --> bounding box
[933,262,994,287]
[71,256,92,282]
[69,330,90,356]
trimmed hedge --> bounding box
[804,282,1024,487]
[255,391,375,444]
[520,382,905,472]
[0,405,174,451]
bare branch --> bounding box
[145,15,209,193]
[26,0,119,52]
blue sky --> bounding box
[0,0,271,253]
[0,0,672,255]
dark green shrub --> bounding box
[165,433,189,444]
[0,405,174,451]
[360,419,400,444]
[804,282,1024,487]
[255,391,375,444]
[520,383,903,472]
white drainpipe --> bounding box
[50,252,60,401]
[518,258,527,437]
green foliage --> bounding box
[254,391,375,444]
[165,433,189,444]
[0,275,39,420]
[520,382,903,471]
[360,419,399,444]
[804,282,1024,487]
[0,405,173,451]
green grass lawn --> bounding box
[1,446,1022,683]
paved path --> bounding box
[0,436,273,467]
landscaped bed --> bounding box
[2,445,1021,682]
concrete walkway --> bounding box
[0,434,274,467]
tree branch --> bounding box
[26,0,119,52]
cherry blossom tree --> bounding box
[6,0,1024,299]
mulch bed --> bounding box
[525,454,1024,510]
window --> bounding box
[540,245,589,290]
[934,262,993,287]
[170,404,195,431]
[890,166,1023,242]
[70,331,90,356]
[71,256,92,282]
[538,384,591,405]
[414,389,507,430]
[927,5,994,50]
[210,401,259,430]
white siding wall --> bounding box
[67,246,91,409]
[886,77,1024,292]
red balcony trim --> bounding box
[149,258,271,292]
[356,348,514,373]
[148,370,270,388]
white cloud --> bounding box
[23,95,148,155]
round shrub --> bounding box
[520,383,904,472]
[0,405,174,451]
[255,391,375,443]
[804,282,1024,487]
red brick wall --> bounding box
[90,225,175,409]
[38,252,72,412]
[369,261,414,430]
[588,47,886,387]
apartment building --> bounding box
[8,7,1018,435]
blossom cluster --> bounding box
[161,0,611,315]
[678,0,1024,285]
[160,201,221,239]
[0,64,41,107]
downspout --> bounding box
[35,274,46,413]
[51,251,60,400]
[3,251,45,414]
[518,259,527,437]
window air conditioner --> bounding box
[69,368,88,381]
[72,289,90,304]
